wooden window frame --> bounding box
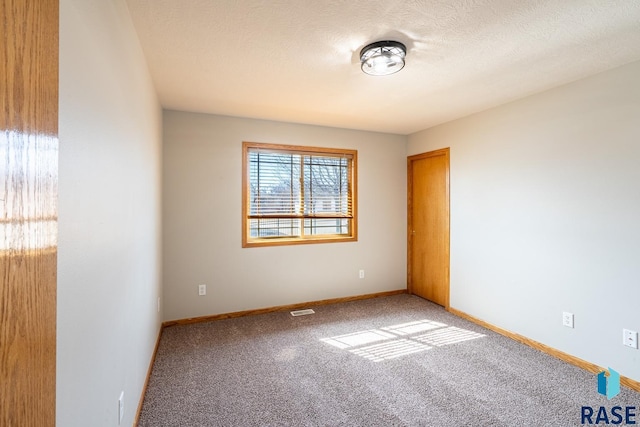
[242,142,358,248]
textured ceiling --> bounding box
[125,0,640,135]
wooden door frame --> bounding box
[407,148,451,308]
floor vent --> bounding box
[290,309,315,317]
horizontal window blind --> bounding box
[248,151,301,217]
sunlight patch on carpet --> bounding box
[350,339,431,362]
[321,319,485,362]
[320,329,397,349]
[413,326,485,347]
[381,319,446,335]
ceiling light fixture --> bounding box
[360,41,406,76]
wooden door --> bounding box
[1,1,59,425]
[408,148,450,307]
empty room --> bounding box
[2,0,640,426]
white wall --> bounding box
[408,60,640,382]
[58,0,162,425]
[163,111,406,321]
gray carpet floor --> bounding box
[138,294,639,426]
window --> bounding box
[242,142,357,247]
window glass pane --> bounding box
[303,218,350,236]
[250,218,301,238]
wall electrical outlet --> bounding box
[198,284,206,296]
[359,270,365,279]
[562,312,574,328]
[118,391,124,425]
[623,329,638,349]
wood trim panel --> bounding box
[1,1,59,425]
[163,290,406,327]
[242,141,358,156]
[448,307,640,393]
[242,234,357,248]
[133,327,164,426]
